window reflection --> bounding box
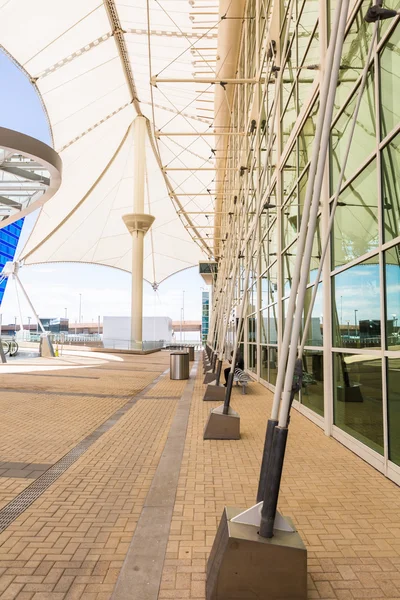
[299,108,317,171]
[382,134,400,243]
[282,89,297,149]
[334,2,372,113]
[282,148,297,201]
[283,244,296,295]
[334,353,383,455]
[379,0,400,36]
[261,346,278,385]
[331,70,376,188]
[248,344,257,373]
[260,304,277,345]
[385,244,400,350]
[309,216,322,284]
[387,357,400,466]
[269,305,278,344]
[301,350,324,416]
[303,284,323,346]
[283,194,299,248]
[380,26,400,137]
[332,257,381,349]
[248,314,257,343]
[298,30,319,106]
[333,161,378,268]
[260,309,268,344]
[261,263,278,308]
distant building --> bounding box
[0,219,23,304]
[40,318,69,334]
[103,316,173,349]
[201,291,209,344]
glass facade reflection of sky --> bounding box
[225,0,400,480]
[333,258,381,349]
[385,245,400,351]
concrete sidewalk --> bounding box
[0,352,399,599]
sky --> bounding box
[0,50,209,333]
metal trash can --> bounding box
[187,346,195,361]
[170,351,190,380]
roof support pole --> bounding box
[132,116,146,346]
[123,116,155,347]
[132,116,146,345]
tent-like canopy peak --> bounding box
[0,0,237,285]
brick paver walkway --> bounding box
[0,351,399,599]
[0,352,183,599]
[159,361,400,600]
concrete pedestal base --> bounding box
[0,340,6,364]
[203,383,226,401]
[207,507,307,600]
[40,335,55,358]
[203,371,217,384]
[203,405,240,440]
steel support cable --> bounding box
[153,0,220,77]
[277,0,351,429]
[145,0,213,258]
[19,124,133,262]
[217,0,297,395]
[209,196,240,356]
[210,219,232,350]
[160,145,215,194]
[255,0,347,506]
[217,216,246,358]
[215,133,263,361]
[257,0,351,538]
[22,3,103,71]
[86,130,133,265]
[161,136,213,164]
[106,0,213,258]
[156,83,215,142]
[213,197,245,359]
[222,1,296,266]
[161,131,213,168]
[39,176,126,264]
[268,0,346,422]
[299,21,378,358]
[142,100,212,124]
[218,177,262,402]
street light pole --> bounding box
[78,294,82,324]
[354,309,358,337]
[65,307,67,319]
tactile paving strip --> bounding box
[0,367,169,534]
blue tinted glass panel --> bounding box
[0,218,24,303]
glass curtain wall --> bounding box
[215,0,400,483]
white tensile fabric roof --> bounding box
[0,0,222,285]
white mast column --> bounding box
[123,117,155,346]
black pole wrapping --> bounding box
[222,371,234,415]
[211,353,217,372]
[256,419,279,502]
[215,359,223,386]
[259,426,288,539]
